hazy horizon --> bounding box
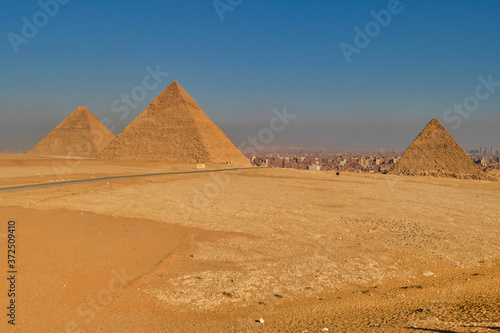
[1,106,497,154]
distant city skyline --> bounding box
[470,146,499,156]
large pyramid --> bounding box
[389,119,485,179]
[28,107,115,157]
[99,81,250,165]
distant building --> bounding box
[309,165,321,171]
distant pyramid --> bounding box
[99,81,250,165]
[389,119,485,179]
[28,107,115,158]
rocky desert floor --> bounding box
[0,154,499,333]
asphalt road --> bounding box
[0,167,260,193]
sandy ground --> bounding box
[0,154,499,332]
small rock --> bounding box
[321,329,329,332]
[422,271,435,277]
[256,318,264,323]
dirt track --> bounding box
[0,167,258,193]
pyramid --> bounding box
[388,119,485,179]
[99,81,250,165]
[28,107,115,158]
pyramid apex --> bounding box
[423,118,446,132]
[152,81,200,109]
[73,106,93,117]
[166,80,186,91]
[166,81,184,90]
[428,118,442,125]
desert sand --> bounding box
[0,154,499,333]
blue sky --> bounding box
[1,0,499,151]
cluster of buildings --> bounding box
[248,153,400,173]
[469,146,500,170]
[248,150,500,173]
[472,155,500,170]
